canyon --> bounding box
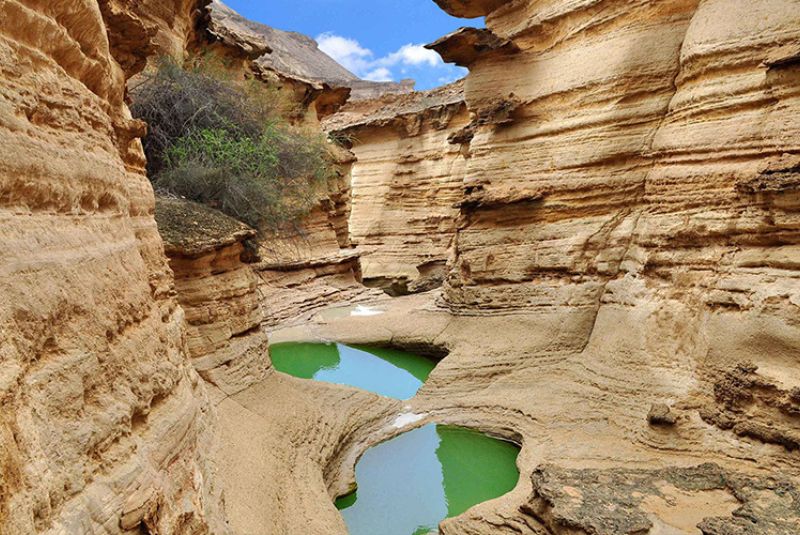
[1,1,799,535]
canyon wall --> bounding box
[0,1,227,534]
[254,153,382,327]
[326,83,469,294]
[187,2,384,324]
[429,0,800,463]
[433,0,800,316]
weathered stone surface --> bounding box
[326,82,469,294]
[647,403,678,427]
[522,463,800,535]
[439,0,800,321]
[156,198,270,395]
[0,2,225,533]
[699,362,800,451]
[255,165,383,327]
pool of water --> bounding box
[335,424,520,535]
[269,342,437,400]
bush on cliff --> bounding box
[130,58,330,230]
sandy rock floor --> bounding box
[212,291,800,535]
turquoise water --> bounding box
[336,424,520,535]
[269,342,437,400]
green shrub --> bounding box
[156,127,327,228]
[131,58,330,230]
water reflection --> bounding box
[269,342,436,399]
[336,424,520,535]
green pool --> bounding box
[335,424,520,535]
[269,342,437,400]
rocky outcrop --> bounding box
[0,1,225,534]
[255,152,383,326]
[101,0,212,73]
[156,198,269,395]
[325,82,469,294]
[522,463,799,535]
[435,0,800,319]
[207,0,414,102]
[430,0,800,454]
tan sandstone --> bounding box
[4,0,800,534]
[325,83,469,294]
[0,1,226,533]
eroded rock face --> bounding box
[326,82,469,294]
[0,2,226,534]
[254,163,383,327]
[430,0,800,455]
[523,463,800,535]
[438,0,800,318]
[156,198,270,395]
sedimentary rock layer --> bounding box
[437,0,800,319]
[255,164,383,327]
[0,2,225,533]
[157,198,270,395]
[430,0,800,459]
[326,83,469,293]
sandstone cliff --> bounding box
[0,1,226,533]
[325,82,469,294]
[254,147,384,327]
[429,0,800,450]
[156,199,270,395]
[4,1,800,534]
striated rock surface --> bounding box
[435,0,800,320]
[156,198,269,395]
[429,0,800,467]
[326,82,469,294]
[0,1,225,534]
[101,0,212,72]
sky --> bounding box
[222,0,480,90]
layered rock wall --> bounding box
[435,0,800,319]
[255,163,381,327]
[326,83,469,293]
[156,199,269,395]
[431,0,800,458]
[0,1,225,533]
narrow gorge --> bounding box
[1,1,799,535]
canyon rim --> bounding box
[1,1,800,535]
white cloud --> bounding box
[316,33,447,85]
[364,67,394,82]
[378,44,442,68]
[316,33,373,73]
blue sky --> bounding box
[222,0,479,90]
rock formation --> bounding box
[254,149,384,327]
[170,1,387,324]
[325,82,469,294]
[156,198,270,395]
[217,1,800,534]
[432,0,800,321]
[206,0,414,102]
[0,1,226,533]
[3,0,800,534]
